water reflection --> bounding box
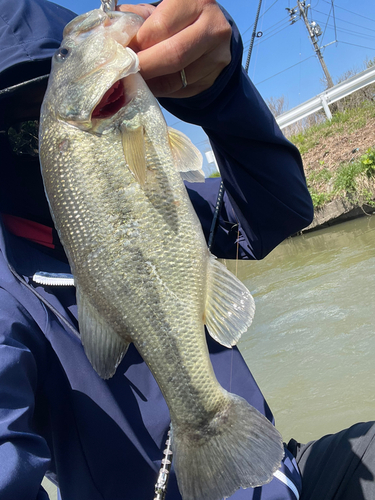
[226,216,375,443]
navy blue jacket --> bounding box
[0,1,313,499]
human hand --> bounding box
[117,0,232,98]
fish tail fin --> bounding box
[171,392,284,500]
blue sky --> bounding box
[56,0,375,174]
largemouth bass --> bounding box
[39,8,284,500]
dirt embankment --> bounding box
[293,113,375,232]
[302,117,375,174]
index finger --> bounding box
[136,22,206,80]
[134,0,201,50]
[136,3,231,81]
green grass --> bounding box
[306,148,375,209]
[290,99,375,210]
[290,101,375,157]
[209,171,221,178]
[332,149,375,194]
[333,162,363,193]
[308,189,333,209]
[308,168,333,184]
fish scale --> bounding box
[39,7,284,500]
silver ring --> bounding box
[180,69,188,89]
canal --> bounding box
[226,215,375,444]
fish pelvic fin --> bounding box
[121,124,147,186]
[205,255,255,347]
[168,127,205,183]
[77,287,129,379]
[171,391,284,500]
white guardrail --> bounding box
[276,65,375,130]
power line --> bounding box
[250,0,375,98]
[243,20,291,49]
[319,1,335,45]
[255,55,315,85]
[331,0,337,41]
[313,8,375,34]
[310,0,321,8]
[337,28,375,41]
[313,18,375,42]
[243,15,290,46]
[321,0,375,24]
[196,139,210,146]
[337,40,375,52]
[252,23,292,46]
[255,14,290,33]
[168,120,183,127]
[242,0,280,36]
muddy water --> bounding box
[226,215,375,443]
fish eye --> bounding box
[55,47,70,61]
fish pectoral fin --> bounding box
[168,127,205,183]
[204,254,255,347]
[77,287,130,379]
[121,124,147,186]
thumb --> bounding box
[117,4,155,20]
[116,4,156,52]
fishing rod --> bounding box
[208,0,263,251]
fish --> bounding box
[39,7,284,500]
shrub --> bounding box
[360,148,375,177]
[309,189,333,209]
[333,163,363,193]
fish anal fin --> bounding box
[121,124,146,186]
[168,127,205,183]
[77,288,129,379]
[205,255,255,347]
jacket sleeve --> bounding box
[159,7,314,260]
[0,288,52,500]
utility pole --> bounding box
[287,1,334,88]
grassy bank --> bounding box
[289,100,375,210]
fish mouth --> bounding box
[92,79,129,119]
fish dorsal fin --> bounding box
[77,287,129,379]
[204,255,255,347]
[121,124,146,186]
[168,127,205,183]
